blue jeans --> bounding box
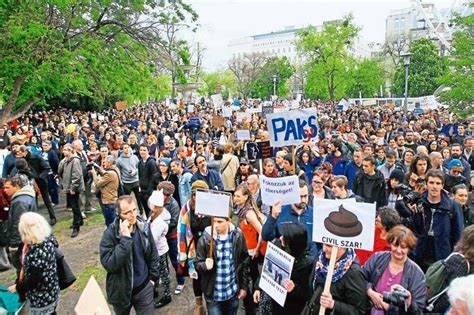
[46,174,59,205]
[167,237,185,285]
[207,295,239,315]
[101,203,116,227]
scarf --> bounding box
[314,248,355,288]
[233,203,251,220]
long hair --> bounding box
[454,225,474,268]
[19,212,51,245]
[235,184,262,217]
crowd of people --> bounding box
[0,99,473,315]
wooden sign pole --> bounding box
[292,145,296,175]
[259,159,263,175]
[208,219,214,259]
[319,246,339,315]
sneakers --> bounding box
[154,296,172,308]
[71,228,80,238]
[174,284,184,295]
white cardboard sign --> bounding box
[266,108,319,147]
[260,175,300,206]
[236,129,251,141]
[312,199,376,251]
[259,242,295,307]
[211,94,224,109]
[195,190,232,217]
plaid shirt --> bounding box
[213,233,238,301]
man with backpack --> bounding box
[58,143,85,238]
[412,169,464,271]
[90,155,120,227]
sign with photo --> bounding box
[312,199,376,251]
[259,242,295,307]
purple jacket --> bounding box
[360,251,426,314]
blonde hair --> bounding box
[19,212,51,245]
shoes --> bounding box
[154,296,172,308]
[70,221,84,229]
[81,212,86,219]
[84,207,97,213]
[71,228,80,238]
[49,217,57,226]
[174,284,184,295]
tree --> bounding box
[250,56,294,98]
[391,38,448,97]
[227,52,268,98]
[0,1,197,125]
[346,59,385,98]
[199,70,236,98]
[296,15,359,100]
[439,12,474,117]
[383,34,411,67]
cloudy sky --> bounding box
[182,0,453,71]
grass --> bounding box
[70,260,106,293]
[53,210,104,242]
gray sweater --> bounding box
[116,152,139,184]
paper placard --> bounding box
[260,175,300,206]
[195,190,232,217]
[266,108,319,147]
[259,242,295,307]
[211,94,224,109]
[222,106,233,118]
[246,141,272,160]
[246,107,262,114]
[212,115,226,128]
[115,101,127,110]
[236,129,251,141]
[75,276,111,315]
[236,112,252,123]
[312,199,376,251]
[187,104,195,113]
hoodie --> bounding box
[7,185,37,247]
[116,151,139,183]
[352,169,387,209]
[149,209,171,256]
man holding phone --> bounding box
[100,195,159,314]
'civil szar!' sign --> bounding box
[312,199,376,251]
[266,108,319,147]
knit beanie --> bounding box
[191,180,209,192]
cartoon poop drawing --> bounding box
[324,204,362,237]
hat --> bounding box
[160,158,171,168]
[148,189,164,209]
[191,180,209,192]
[157,181,175,196]
[389,169,405,182]
[448,159,463,170]
[240,158,249,165]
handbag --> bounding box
[55,247,76,290]
[176,237,194,278]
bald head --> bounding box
[429,151,443,168]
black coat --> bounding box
[305,257,368,315]
[195,225,250,301]
[352,169,387,209]
[99,217,159,309]
[25,151,51,180]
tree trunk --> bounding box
[0,74,37,126]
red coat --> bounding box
[355,227,390,265]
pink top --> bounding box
[371,266,403,315]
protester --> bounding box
[446,275,474,315]
[352,156,387,209]
[452,185,473,226]
[100,195,159,314]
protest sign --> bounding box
[212,115,226,128]
[246,141,272,160]
[236,111,252,123]
[262,102,274,117]
[260,175,300,206]
[195,190,232,217]
[75,276,111,315]
[246,107,262,114]
[290,100,300,109]
[362,99,377,106]
[115,101,127,111]
[259,242,295,307]
[222,106,233,118]
[211,94,224,110]
[336,99,349,111]
[266,108,319,147]
[312,199,376,251]
[187,104,195,113]
[236,129,251,141]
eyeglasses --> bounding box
[312,181,324,185]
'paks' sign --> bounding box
[266,108,318,147]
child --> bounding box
[148,189,172,308]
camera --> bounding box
[394,184,422,205]
[383,287,410,309]
[86,162,100,172]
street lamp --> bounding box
[400,52,412,115]
[272,75,277,97]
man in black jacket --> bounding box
[138,144,157,216]
[16,145,57,225]
[195,216,250,314]
[352,156,387,209]
[100,195,159,314]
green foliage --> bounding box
[346,59,385,98]
[0,0,196,124]
[199,70,237,98]
[439,12,474,118]
[152,74,172,101]
[250,56,294,98]
[296,15,359,100]
[391,38,448,97]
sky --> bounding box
[182,0,454,71]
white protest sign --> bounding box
[312,199,376,251]
[222,106,233,118]
[195,190,232,217]
[98,115,105,121]
[211,94,224,109]
[236,111,252,123]
[266,108,319,147]
[246,107,262,114]
[290,100,300,109]
[187,104,195,113]
[260,175,300,206]
[75,276,111,315]
[236,129,251,140]
[259,242,295,307]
